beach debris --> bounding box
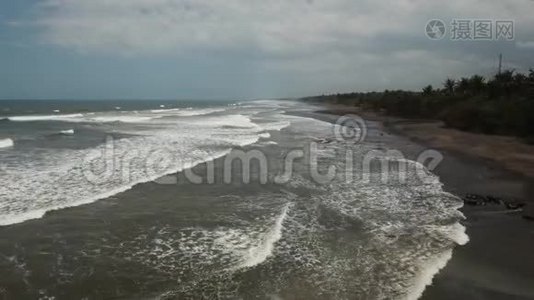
[485,196,502,205]
[463,194,525,210]
[505,202,526,210]
[463,194,487,206]
[522,205,534,221]
[314,137,336,144]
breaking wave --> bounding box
[0,110,290,226]
[60,129,75,135]
[0,138,14,148]
[7,114,84,122]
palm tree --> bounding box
[422,85,433,95]
[444,78,455,95]
[493,70,515,97]
[456,77,470,94]
[495,70,515,83]
[468,75,486,94]
[513,73,527,85]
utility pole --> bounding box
[498,53,503,75]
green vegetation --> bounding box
[303,70,534,143]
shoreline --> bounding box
[2,105,459,299]
[1,102,532,298]
[309,106,534,299]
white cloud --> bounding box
[16,0,534,95]
[30,0,531,55]
[516,41,534,49]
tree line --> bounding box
[303,69,534,143]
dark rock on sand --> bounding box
[463,194,488,206]
[463,194,524,210]
[522,206,534,221]
[505,202,526,210]
[315,138,336,144]
[485,196,503,205]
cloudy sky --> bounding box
[1,0,533,100]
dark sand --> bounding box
[309,108,534,300]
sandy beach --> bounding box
[309,106,534,299]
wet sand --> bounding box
[310,107,534,300]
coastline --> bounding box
[2,103,464,299]
[309,106,534,299]
[1,101,532,299]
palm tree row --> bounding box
[303,69,534,142]
[423,69,534,98]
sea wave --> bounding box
[175,108,227,117]
[0,149,232,226]
[150,108,181,113]
[238,203,291,269]
[0,101,472,299]
[0,109,287,226]
[404,221,468,300]
[3,107,229,124]
[258,132,271,139]
[7,114,84,122]
[90,115,157,123]
[405,250,454,300]
[0,138,14,148]
[60,129,75,135]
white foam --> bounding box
[0,103,311,232]
[60,129,75,135]
[90,115,155,123]
[188,114,258,129]
[150,108,180,113]
[258,132,271,139]
[259,141,278,147]
[402,221,469,300]
[239,203,291,269]
[57,101,470,298]
[0,148,232,226]
[0,109,289,226]
[405,250,454,300]
[8,114,84,122]
[259,120,291,132]
[176,108,226,117]
[0,138,14,148]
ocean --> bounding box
[0,99,467,299]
